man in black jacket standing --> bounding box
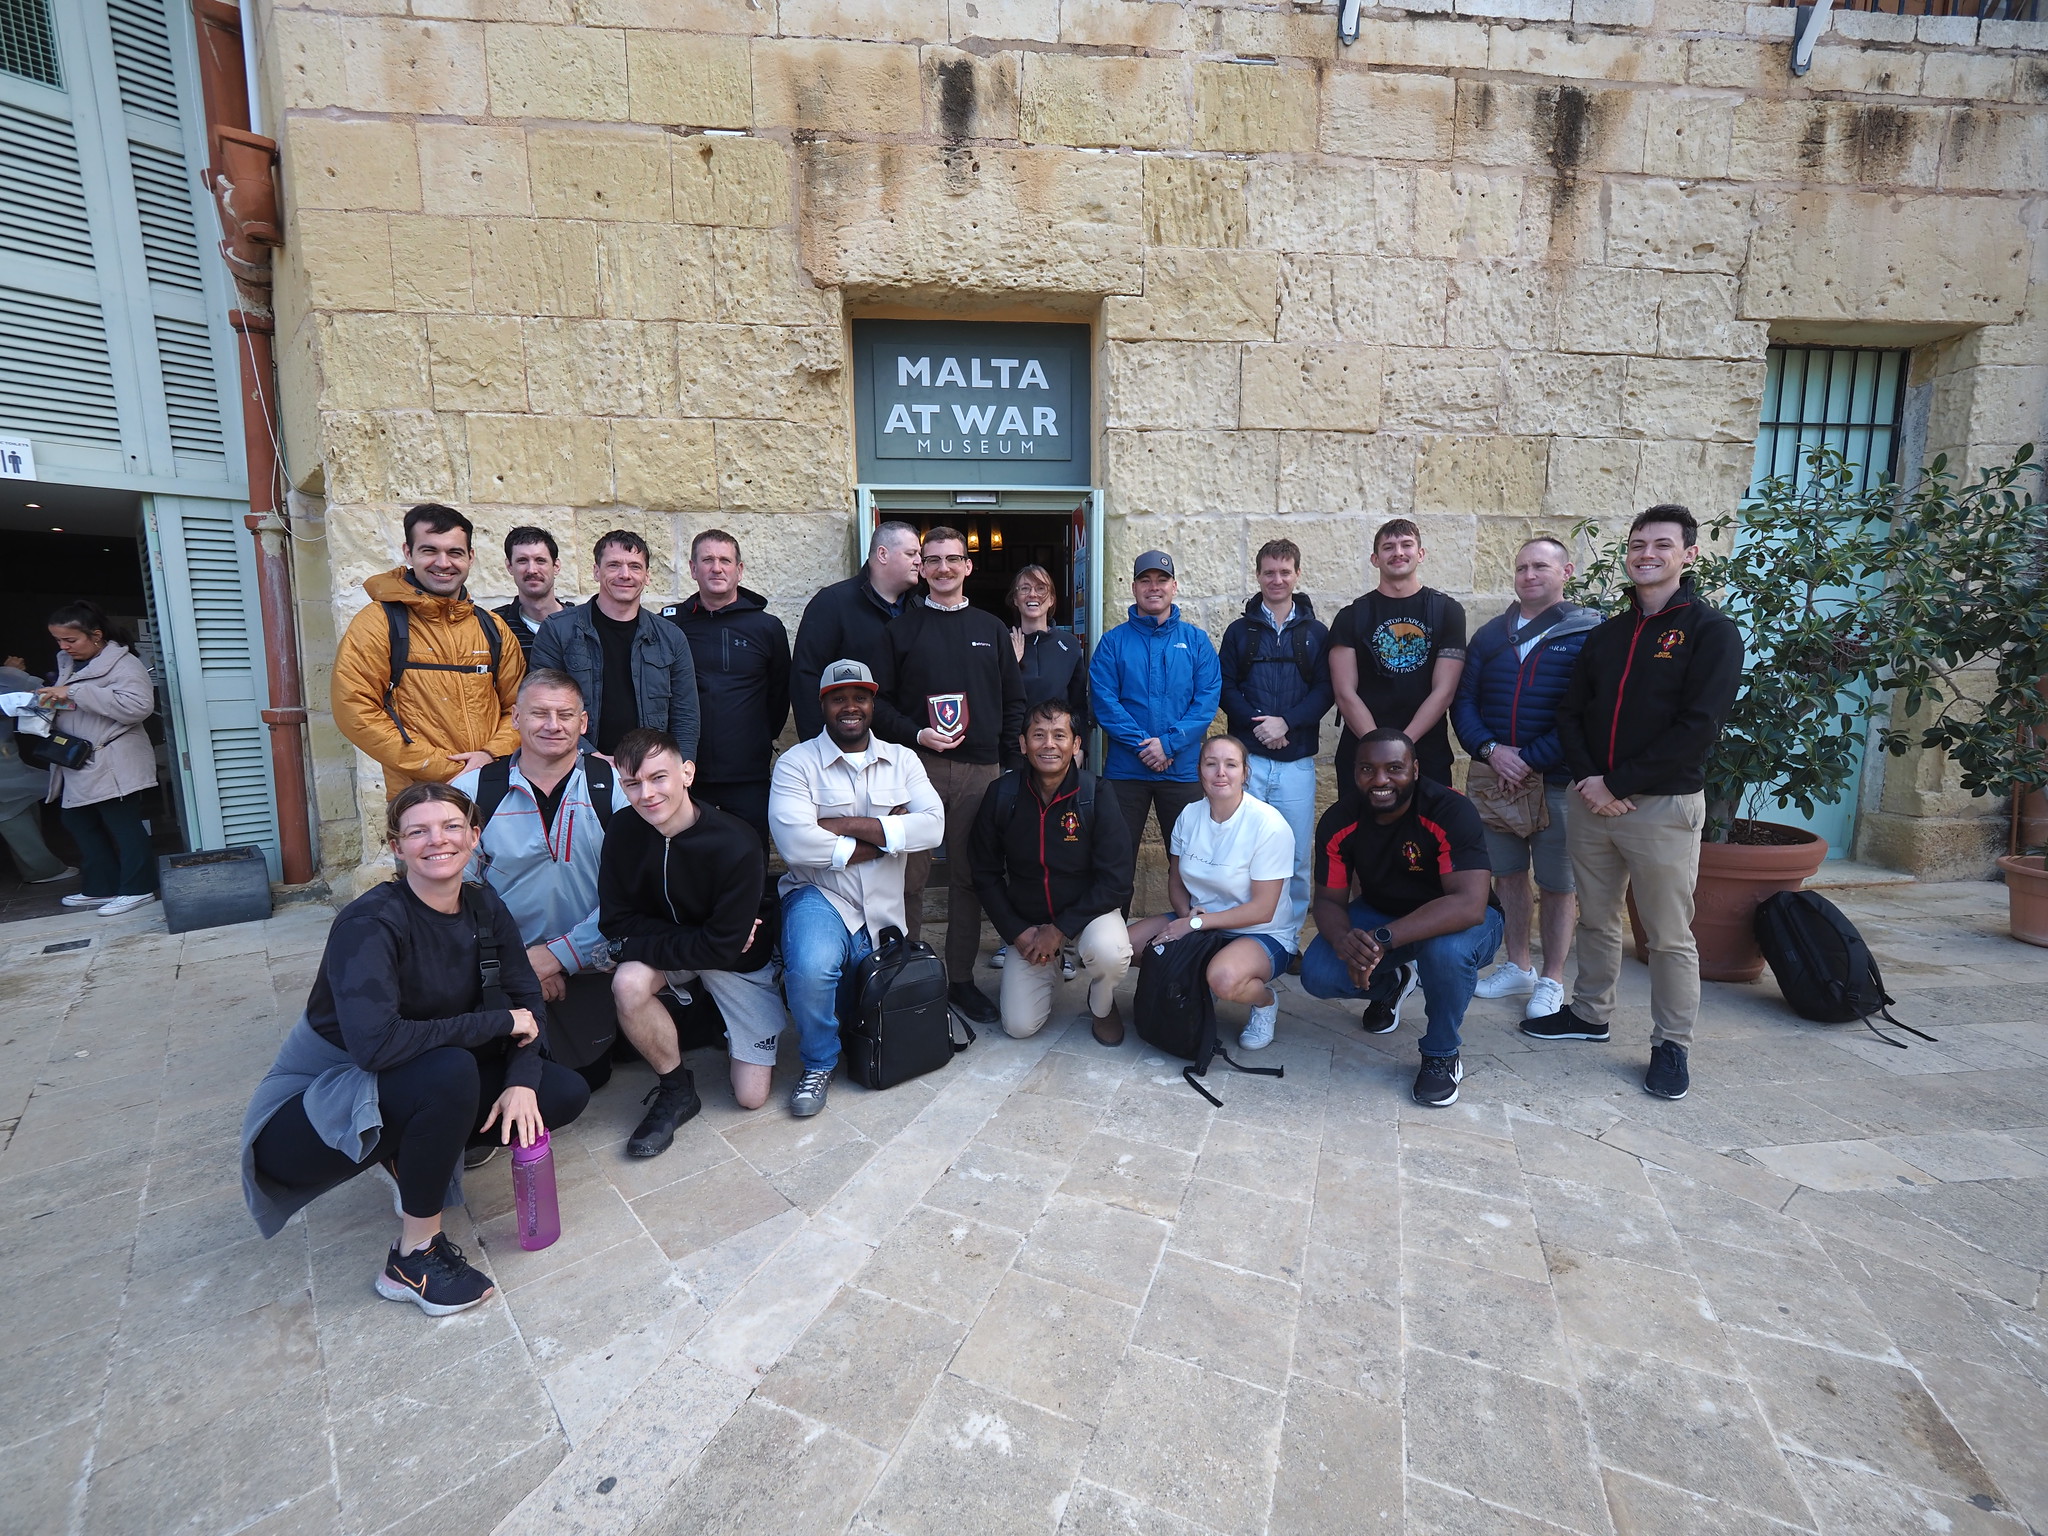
[664,529,791,846]
[970,699,1134,1044]
[871,526,1027,1027]
[1529,505,1743,1102]
[532,531,699,762]
[600,728,787,1156]
[789,521,923,740]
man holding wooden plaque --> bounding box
[871,526,1027,1027]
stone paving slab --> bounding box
[1,881,2045,1534]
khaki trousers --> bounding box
[998,911,1133,1039]
[1566,791,1705,1048]
[905,752,1001,981]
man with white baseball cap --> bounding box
[767,659,945,1117]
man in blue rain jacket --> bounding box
[1088,550,1222,904]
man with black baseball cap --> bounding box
[1088,550,1222,902]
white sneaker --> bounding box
[1061,948,1078,982]
[991,946,1007,970]
[61,893,113,907]
[1239,999,1277,1051]
[28,865,80,885]
[97,893,157,917]
[1475,963,1538,999]
[1525,977,1566,1020]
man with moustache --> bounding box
[495,527,567,661]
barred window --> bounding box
[1750,345,1908,496]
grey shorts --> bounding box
[664,963,788,1066]
[1482,782,1574,893]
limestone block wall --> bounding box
[252,0,2047,881]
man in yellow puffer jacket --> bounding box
[332,504,525,800]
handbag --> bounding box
[1465,758,1547,838]
[19,728,93,771]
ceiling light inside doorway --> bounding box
[991,526,1003,551]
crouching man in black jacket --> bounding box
[599,728,788,1157]
[1529,505,1743,1103]
[970,700,1134,1044]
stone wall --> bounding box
[253,0,2048,882]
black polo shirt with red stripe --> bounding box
[1312,779,1493,919]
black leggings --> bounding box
[253,1046,590,1219]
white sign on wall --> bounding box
[0,436,34,479]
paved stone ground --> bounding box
[4,879,2047,1536]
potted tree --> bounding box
[1570,447,1905,980]
[1874,446,2048,945]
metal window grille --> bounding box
[0,0,59,86]
[1750,345,1908,496]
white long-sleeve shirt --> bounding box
[769,730,944,941]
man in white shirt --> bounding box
[768,659,945,1118]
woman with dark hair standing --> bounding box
[1007,565,1088,748]
[35,601,159,916]
[240,782,590,1316]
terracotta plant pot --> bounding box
[1998,854,2048,947]
[1629,822,1830,983]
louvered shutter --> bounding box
[146,495,279,870]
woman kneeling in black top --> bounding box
[240,782,590,1316]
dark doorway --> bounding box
[953,512,1078,626]
[0,515,185,921]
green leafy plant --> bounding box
[1569,447,1906,844]
[1873,445,2048,826]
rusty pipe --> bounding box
[231,311,313,884]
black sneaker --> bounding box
[1361,962,1418,1035]
[627,1070,701,1158]
[790,1067,832,1118]
[1644,1041,1690,1100]
[949,982,1000,1028]
[1413,1054,1464,1107]
[462,1143,499,1171]
[1519,1003,1610,1042]
[376,1232,494,1316]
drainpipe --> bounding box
[193,0,314,883]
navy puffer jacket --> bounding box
[1450,601,1600,782]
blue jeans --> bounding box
[1301,900,1505,1058]
[778,885,873,1073]
[1245,754,1316,924]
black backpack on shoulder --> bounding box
[1133,930,1285,1105]
[471,752,616,832]
[837,926,972,1090]
[1753,890,1933,1049]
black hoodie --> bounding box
[871,599,1027,766]
[1556,583,1743,799]
[663,587,791,785]
[969,766,1133,942]
[790,573,906,740]
[598,802,768,973]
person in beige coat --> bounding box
[37,602,160,916]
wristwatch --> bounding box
[1371,926,1395,948]
[1188,912,1205,931]
[1476,742,1497,762]
[607,936,628,962]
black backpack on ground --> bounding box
[837,926,972,1090]
[1754,889,1933,1049]
[1133,930,1285,1105]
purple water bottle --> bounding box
[511,1129,560,1251]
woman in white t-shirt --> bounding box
[1127,734,1300,1051]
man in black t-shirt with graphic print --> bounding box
[1329,519,1467,788]
[1300,729,1504,1108]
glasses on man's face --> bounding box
[925,555,970,568]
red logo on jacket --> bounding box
[1059,811,1081,842]
[1400,839,1425,873]
[1654,629,1685,660]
